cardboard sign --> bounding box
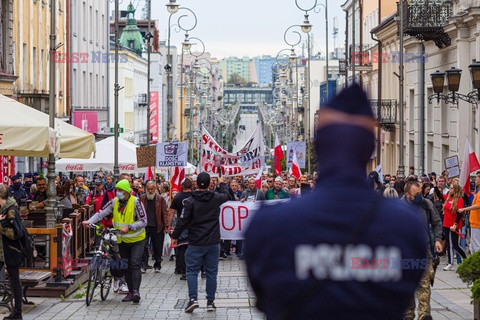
[156,142,188,167]
[444,155,460,178]
[201,125,264,177]
[136,145,156,168]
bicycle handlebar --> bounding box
[88,224,120,235]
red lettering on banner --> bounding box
[237,206,248,231]
[118,164,135,171]
[66,164,84,171]
[221,206,235,231]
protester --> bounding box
[0,184,24,320]
[265,177,290,200]
[422,183,432,198]
[240,178,266,202]
[442,184,467,271]
[261,183,269,195]
[402,180,443,320]
[245,84,428,319]
[429,176,449,196]
[169,178,194,279]
[383,187,399,199]
[171,172,232,313]
[459,173,480,253]
[140,181,168,273]
[230,180,242,201]
[83,179,147,303]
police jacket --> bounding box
[172,183,232,246]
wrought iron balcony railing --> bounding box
[400,0,453,48]
[370,99,398,132]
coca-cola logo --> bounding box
[66,164,84,171]
[118,164,135,171]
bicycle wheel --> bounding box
[100,261,112,301]
[86,256,100,306]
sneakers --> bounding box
[185,299,199,313]
[4,310,22,320]
[141,267,147,274]
[207,300,216,312]
[180,274,187,280]
[154,266,161,273]
[113,279,120,293]
[119,283,129,294]
[443,264,455,271]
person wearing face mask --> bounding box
[82,179,147,303]
[139,181,168,273]
[8,173,27,206]
[402,180,443,320]
[23,173,34,198]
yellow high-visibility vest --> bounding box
[112,196,145,243]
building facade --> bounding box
[0,0,16,97]
[70,0,109,134]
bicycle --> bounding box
[85,224,119,306]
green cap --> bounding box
[116,179,131,193]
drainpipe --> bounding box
[419,42,425,175]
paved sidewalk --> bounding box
[1,256,472,320]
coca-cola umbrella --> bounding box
[0,94,95,158]
[56,137,139,173]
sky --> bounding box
[122,0,345,59]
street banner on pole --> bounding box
[219,200,287,240]
[156,142,188,167]
[150,92,159,143]
[286,142,306,169]
[200,125,264,177]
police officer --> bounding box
[83,179,147,303]
[245,84,428,320]
[8,173,27,206]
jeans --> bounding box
[177,245,187,275]
[141,227,165,268]
[185,244,220,301]
[119,239,145,292]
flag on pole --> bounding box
[274,134,284,176]
[171,166,185,192]
[256,167,263,189]
[459,139,480,196]
[146,166,154,181]
[290,152,301,180]
[374,164,383,184]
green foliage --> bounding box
[60,294,65,301]
[457,251,480,301]
[227,73,247,86]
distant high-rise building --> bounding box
[253,55,275,86]
[219,57,250,83]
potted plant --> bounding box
[457,251,480,319]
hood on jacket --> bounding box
[192,190,215,202]
[1,197,18,214]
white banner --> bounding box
[201,125,264,177]
[286,142,306,169]
[219,200,287,240]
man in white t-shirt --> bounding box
[429,176,449,195]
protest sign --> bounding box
[201,125,264,177]
[156,142,188,167]
[286,142,306,169]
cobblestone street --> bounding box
[19,256,264,320]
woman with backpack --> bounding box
[0,184,25,320]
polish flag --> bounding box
[171,167,185,192]
[460,139,480,196]
[289,152,301,180]
[273,134,284,176]
[256,168,263,189]
[146,166,154,181]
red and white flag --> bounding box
[274,134,284,176]
[460,139,480,196]
[256,167,263,189]
[146,166,154,181]
[170,166,185,192]
[289,152,301,180]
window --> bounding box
[409,89,415,131]
[441,89,449,134]
[22,43,27,90]
[40,49,44,88]
[0,0,6,72]
[33,47,37,88]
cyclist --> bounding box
[83,179,147,303]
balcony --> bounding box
[370,99,398,132]
[348,45,374,72]
[400,0,453,49]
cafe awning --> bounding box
[0,94,95,158]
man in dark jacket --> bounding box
[245,84,428,320]
[171,172,232,313]
[140,181,168,273]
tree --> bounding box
[227,73,247,86]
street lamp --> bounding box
[428,64,480,105]
[166,0,179,14]
[166,5,197,141]
[182,33,192,51]
[301,14,312,33]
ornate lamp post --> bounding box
[165,2,197,141]
[428,64,480,105]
